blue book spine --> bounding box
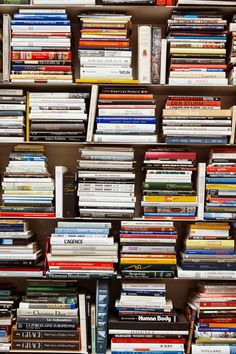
[14,14,68,19]
[11,20,70,25]
[185,250,234,255]
[96,280,109,354]
[0,331,7,337]
[54,228,109,234]
[206,178,236,183]
[198,327,236,332]
[0,290,11,296]
[96,118,156,124]
[165,136,227,145]
[181,264,236,271]
[204,213,235,219]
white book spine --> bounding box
[51,237,114,245]
[138,25,151,84]
[3,14,11,83]
[55,166,68,219]
[160,39,167,85]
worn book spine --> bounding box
[63,171,77,217]
[151,26,162,84]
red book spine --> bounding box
[168,97,220,101]
[112,338,185,344]
[200,301,236,307]
[37,66,71,71]
[200,318,236,323]
[166,0,175,4]
[120,234,177,239]
[49,265,113,270]
[206,167,236,172]
[170,64,227,69]
[11,51,72,60]
[13,32,71,37]
[145,152,196,159]
[165,100,221,107]
[0,212,55,218]
[156,0,166,5]
[48,261,113,268]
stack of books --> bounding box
[77,13,133,83]
[46,221,118,279]
[228,15,236,85]
[187,282,236,354]
[28,92,89,142]
[141,149,198,220]
[0,90,26,143]
[0,144,55,218]
[0,220,43,277]
[93,86,158,143]
[166,10,228,86]
[10,9,72,83]
[162,96,232,145]
[204,148,236,220]
[0,285,19,352]
[77,147,136,219]
[178,222,236,279]
[11,279,83,352]
[109,282,188,353]
[119,221,177,279]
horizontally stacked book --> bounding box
[77,147,136,218]
[77,13,134,83]
[46,221,118,278]
[0,285,19,352]
[142,149,198,220]
[188,282,236,354]
[109,282,188,353]
[0,144,55,218]
[93,86,158,143]
[204,148,236,220]
[166,10,228,85]
[27,91,90,142]
[0,90,26,143]
[10,9,72,83]
[178,222,236,279]
[229,15,236,85]
[119,221,177,279]
[162,96,233,145]
[11,279,83,352]
[0,219,43,277]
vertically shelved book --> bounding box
[229,15,236,85]
[77,147,136,218]
[27,91,90,142]
[10,9,72,83]
[119,221,177,279]
[166,10,228,86]
[0,144,55,218]
[77,13,134,83]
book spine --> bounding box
[91,304,96,354]
[63,172,77,217]
[138,25,151,84]
[151,26,162,84]
[12,341,80,351]
[96,280,109,354]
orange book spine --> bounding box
[79,40,130,48]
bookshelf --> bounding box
[0,3,235,354]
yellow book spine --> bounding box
[76,78,139,84]
[170,48,226,54]
[143,196,197,203]
[26,91,30,142]
[206,184,236,190]
[191,222,229,229]
[120,258,177,264]
[186,240,234,249]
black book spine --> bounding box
[119,315,176,322]
[13,329,80,340]
[17,322,77,330]
[63,172,77,217]
[12,341,81,351]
